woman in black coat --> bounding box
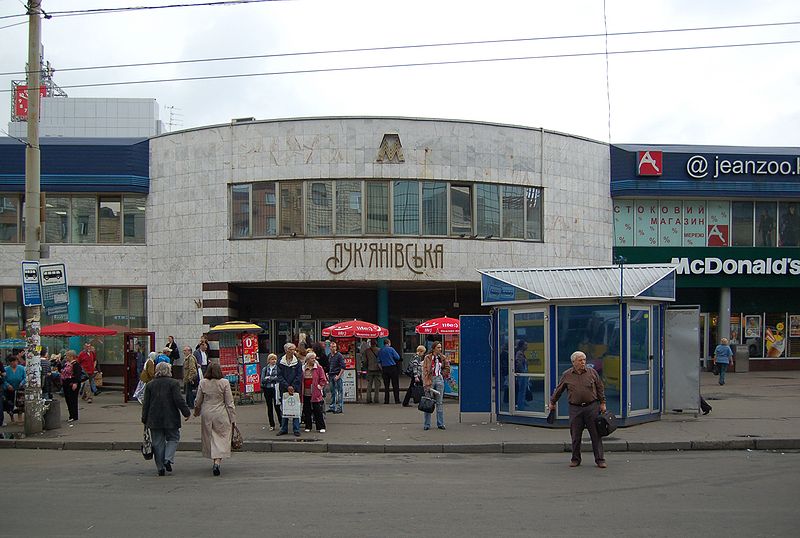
[141,362,191,476]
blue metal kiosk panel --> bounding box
[459,315,492,413]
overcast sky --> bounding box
[1,0,799,146]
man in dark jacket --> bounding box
[141,362,191,476]
[276,342,303,437]
[327,341,346,414]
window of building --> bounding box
[450,184,472,236]
[0,195,20,243]
[307,181,332,236]
[253,182,276,237]
[336,181,362,235]
[45,196,70,244]
[779,202,800,247]
[476,184,500,238]
[525,187,543,241]
[422,182,447,235]
[72,196,96,244]
[393,180,419,235]
[280,181,304,235]
[231,184,250,239]
[98,196,122,244]
[502,186,524,239]
[1,288,22,339]
[731,201,754,246]
[365,181,389,234]
[123,195,146,244]
[755,202,777,247]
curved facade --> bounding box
[148,117,612,355]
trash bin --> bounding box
[43,398,62,430]
[735,344,749,373]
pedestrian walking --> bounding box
[301,352,328,433]
[77,343,97,403]
[194,362,237,476]
[402,345,425,407]
[182,346,200,408]
[327,342,345,414]
[422,342,449,430]
[193,342,209,375]
[378,338,401,404]
[713,337,733,386]
[276,342,303,437]
[363,340,382,404]
[141,362,191,476]
[60,350,83,422]
[261,353,282,430]
[4,355,26,424]
[549,350,607,469]
[133,352,156,404]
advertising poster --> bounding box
[744,315,761,339]
[682,201,706,246]
[613,202,634,246]
[706,201,730,246]
[634,200,658,246]
[219,346,238,377]
[790,315,800,338]
[765,322,786,358]
[659,201,682,246]
[444,365,459,397]
[342,369,357,402]
[243,362,260,393]
[241,334,258,363]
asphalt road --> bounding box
[5,450,798,537]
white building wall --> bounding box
[148,117,612,345]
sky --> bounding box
[1,0,800,146]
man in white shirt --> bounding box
[193,342,209,374]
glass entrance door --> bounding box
[699,313,709,369]
[510,310,547,416]
[628,307,652,415]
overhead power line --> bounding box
[1,19,799,76]
[1,38,797,93]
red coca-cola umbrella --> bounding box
[415,316,460,335]
[40,321,118,337]
[322,320,389,339]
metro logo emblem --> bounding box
[637,151,663,176]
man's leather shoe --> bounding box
[569,460,580,467]
[164,462,172,472]
[596,462,607,468]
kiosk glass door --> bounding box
[629,307,652,415]
[510,310,547,416]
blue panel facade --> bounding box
[459,315,492,413]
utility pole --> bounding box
[23,0,43,435]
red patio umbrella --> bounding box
[321,320,389,339]
[415,316,460,335]
[40,321,118,337]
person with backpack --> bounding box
[402,345,425,407]
[61,350,83,422]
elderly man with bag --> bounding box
[549,350,607,469]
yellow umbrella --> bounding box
[208,321,264,333]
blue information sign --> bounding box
[39,262,69,315]
[21,261,42,306]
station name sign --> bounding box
[671,256,800,276]
[326,241,444,275]
[686,155,800,180]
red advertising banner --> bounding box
[14,85,46,119]
[243,362,261,393]
[219,346,238,377]
[241,334,258,363]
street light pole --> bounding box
[23,0,43,435]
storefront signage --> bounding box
[326,241,444,275]
[671,256,800,276]
[686,155,800,179]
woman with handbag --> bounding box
[421,342,450,431]
[402,346,425,407]
[194,362,237,476]
[61,350,83,422]
[301,352,328,433]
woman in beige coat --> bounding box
[193,362,237,476]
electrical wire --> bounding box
[1,38,797,93]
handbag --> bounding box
[595,410,618,437]
[712,363,720,375]
[418,395,436,413]
[282,392,302,418]
[410,384,424,404]
[141,426,153,460]
[94,371,103,387]
[230,423,243,450]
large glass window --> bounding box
[231,184,250,239]
[526,187,543,241]
[512,311,546,414]
[365,181,389,234]
[279,181,304,236]
[393,181,419,235]
[45,196,70,244]
[123,195,146,244]
[731,201,754,246]
[336,181,362,235]
[450,184,472,236]
[502,186,524,238]
[779,202,800,247]
[253,182,276,237]
[71,196,96,244]
[755,202,777,247]
[306,181,332,236]
[476,184,499,238]
[0,195,20,243]
[98,196,121,244]
[422,182,447,235]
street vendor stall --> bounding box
[208,321,264,405]
[322,320,388,402]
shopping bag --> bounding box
[410,384,424,404]
[230,423,243,450]
[282,392,301,418]
[595,411,618,437]
[418,395,436,413]
[141,427,153,460]
[133,380,145,403]
[94,371,103,387]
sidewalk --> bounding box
[2,371,799,453]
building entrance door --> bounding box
[628,307,652,416]
[123,331,155,403]
[510,310,547,416]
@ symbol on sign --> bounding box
[686,155,708,178]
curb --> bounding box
[3,438,800,453]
